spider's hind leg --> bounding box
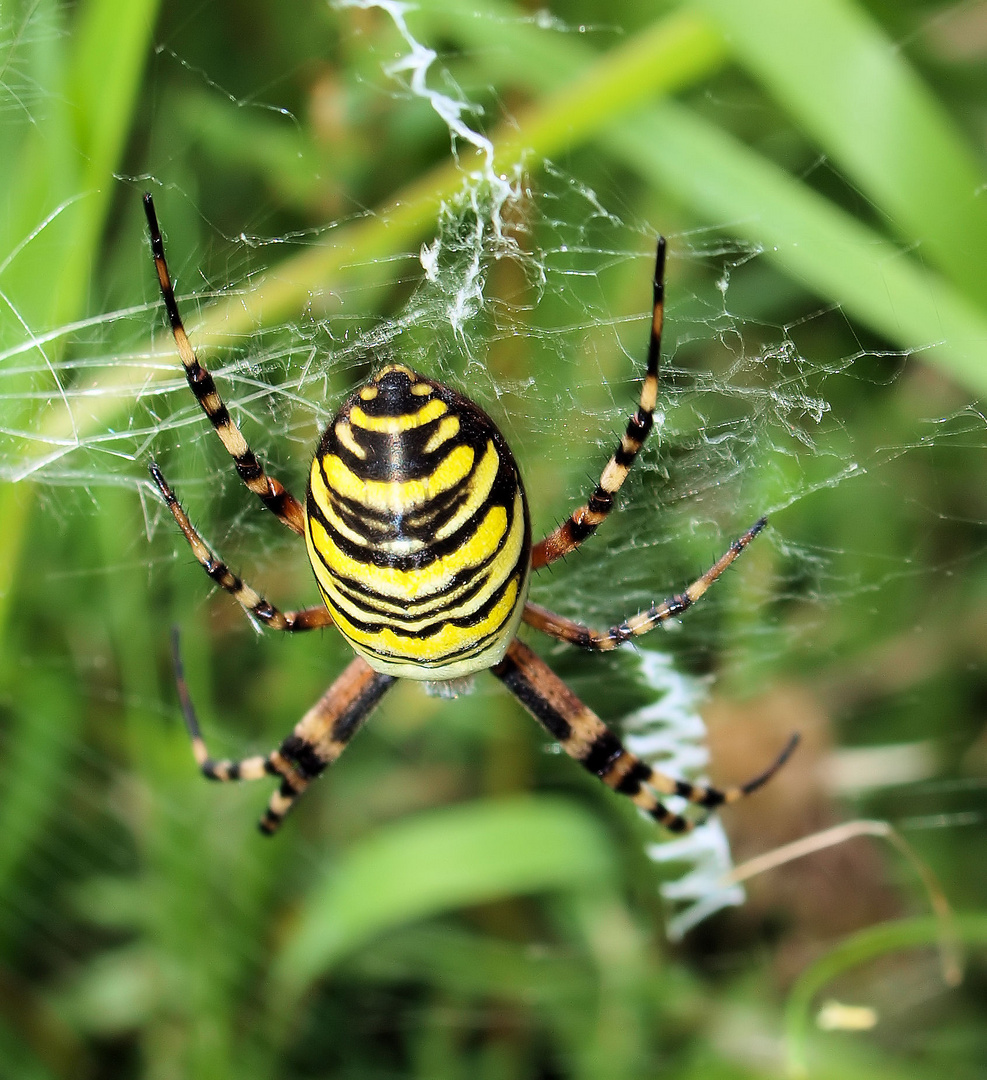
[492,638,797,833]
[171,631,396,833]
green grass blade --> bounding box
[270,796,615,1001]
[0,0,160,642]
[699,0,987,309]
[607,100,987,396]
[784,913,987,1077]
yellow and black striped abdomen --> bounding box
[305,365,531,680]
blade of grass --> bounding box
[269,796,615,1006]
[608,99,987,396]
[784,913,987,1078]
[0,0,160,641]
[698,0,987,309]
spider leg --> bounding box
[523,518,766,649]
[151,461,333,632]
[531,237,665,570]
[143,192,306,534]
[171,630,396,833]
[492,639,797,832]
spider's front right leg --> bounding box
[172,633,396,833]
[531,237,666,569]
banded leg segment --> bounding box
[172,631,396,834]
[532,237,666,571]
[143,192,305,534]
[151,461,334,632]
[524,517,767,650]
[492,639,797,833]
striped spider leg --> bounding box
[149,461,333,633]
[530,238,667,570]
[144,193,305,534]
[172,631,394,833]
[522,517,767,650]
[494,640,798,833]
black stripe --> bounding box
[325,567,524,640]
[280,735,329,780]
[205,559,237,587]
[331,559,495,619]
[331,672,396,743]
[234,452,264,482]
[656,811,688,834]
[259,490,294,519]
[567,517,597,544]
[587,489,613,515]
[493,657,572,742]
[185,362,218,399]
[581,731,624,777]
[207,403,231,429]
[615,760,651,794]
[665,593,691,617]
[355,610,521,670]
[627,410,653,439]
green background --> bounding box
[1,0,986,1076]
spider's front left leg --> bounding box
[531,237,665,570]
[523,517,766,650]
[492,639,797,832]
[143,192,306,534]
[172,632,396,833]
[150,461,332,632]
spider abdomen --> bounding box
[305,365,532,679]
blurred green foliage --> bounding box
[1,0,987,1077]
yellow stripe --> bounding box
[317,442,474,515]
[433,442,498,541]
[330,579,520,665]
[350,397,447,433]
[422,415,460,454]
[334,420,366,459]
[308,499,513,600]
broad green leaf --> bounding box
[271,796,616,1000]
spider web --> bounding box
[1,0,985,972]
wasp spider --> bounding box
[144,193,797,836]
